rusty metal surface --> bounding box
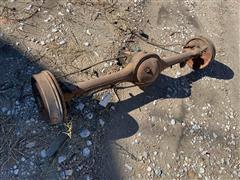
[31,37,216,125]
[183,37,216,70]
[32,70,66,124]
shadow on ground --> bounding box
[107,59,234,140]
[93,59,234,179]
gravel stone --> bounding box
[80,129,91,138]
[82,147,91,157]
[58,156,66,164]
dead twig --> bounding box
[56,55,126,79]
[112,85,120,102]
[114,142,139,161]
[134,32,181,54]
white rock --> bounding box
[65,169,73,176]
[86,140,92,146]
[59,40,66,45]
[199,167,205,174]
[147,166,152,172]
[84,42,90,47]
[86,29,92,36]
[15,100,20,105]
[52,27,58,33]
[82,147,90,157]
[7,110,11,116]
[154,168,163,177]
[18,26,23,31]
[171,119,176,125]
[99,119,105,127]
[143,151,148,159]
[26,142,36,148]
[25,4,32,11]
[40,41,46,46]
[80,129,91,138]
[1,107,8,113]
[58,156,66,164]
[175,71,181,78]
[58,12,64,16]
[13,169,19,175]
[125,164,133,171]
[103,62,109,68]
[85,175,92,180]
[213,132,218,139]
[40,149,47,158]
[153,100,157,105]
[44,17,51,22]
[75,102,85,111]
[47,34,51,38]
[99,93,112,107]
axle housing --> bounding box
[32,37,215,124]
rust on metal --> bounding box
[183,36,216,70]
[32,71,66,124]
[31,37,216,125]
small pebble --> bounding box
[82,147,91,157]
[80,129,91,138]
[59,40,66,45]
[154,168,163,177]
[171,119,176,125]
[58,12,64,16]
[26,142,36,148]
[40,149,47,158]
[99,93,112,107]
[147,166,152,172]
[125,164,133,171]
[65,169,73,176]
[40,41,46,46]
[25,4,32,11]
[213,132,218,139]
[76,102,85,111]
[143,151,148,159]
[58,156,66,164]
[14,169,19,175]
[99,119,105,127]
[1,107,8,113]
[153,100,157,105]
[199,167,205,174]
[86,29,92,36]
[84,42,90,47]
[86,140,92,146]
[52,28,58,33]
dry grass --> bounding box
[0,115,25,170]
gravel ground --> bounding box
[0,0,239,179]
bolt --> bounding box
[145,67,151,73]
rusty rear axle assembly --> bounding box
[32,37,216,125]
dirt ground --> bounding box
[0,0,239,179]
